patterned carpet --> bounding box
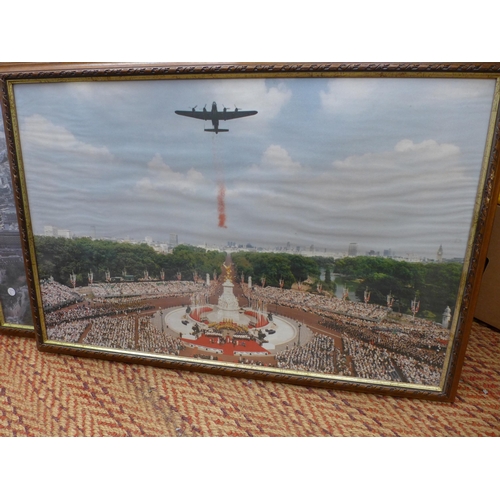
[0,321,498,436]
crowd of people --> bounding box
[82,316,136,350]
[275,333,352,376]
[44,297,154,327]
[342,337,402,382]
[41,281,83,311]
[137,316,185,355]
[41,277,450,387]
[320,313,447,367]
[244,284,449,384]
[90,281,207,299]
[244,284,388,321]
[47,318,89,343]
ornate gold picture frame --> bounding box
[2,63,499,400]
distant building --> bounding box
[57,229,71,238]
[44,225,57,236]
[43,225,70,238]
[383,249,392,257]
[169,233,178,248]
[348,243,358,257]
[437,245,443,263]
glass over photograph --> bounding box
[11,75,497,387]
[0,112,32,328]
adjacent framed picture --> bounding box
[0,95,34,335]
[2,63,499,400]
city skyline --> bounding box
[14,76,496,259]
[38,223,458,262]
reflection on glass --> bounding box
[0,118,33,326]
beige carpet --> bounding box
[0,321,498,436]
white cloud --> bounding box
[136,153,207,195]
[313,139,476,250]
[256,144,302,173]
[334,138,461,175]
[18,114,118,207]
[20,114,114,161]
[227,144,303,200]
[223,139,479,255]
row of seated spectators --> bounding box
[275,333,352,376]
[137,316,185,355]
[244,284,388,321]
[44,297,154,327]
[41,281,83,312]
[89,280,207,298]
[342,337,441,386]
[319,312,447,367]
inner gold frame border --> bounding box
[2,62,500,400]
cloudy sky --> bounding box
[13,76,496,258]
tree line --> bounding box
[34,236,461,319]
[332,256,462,320]
[34,236,321,289]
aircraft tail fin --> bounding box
[204,129,229,133]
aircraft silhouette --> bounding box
[175,102,257,133]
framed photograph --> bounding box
[2,63,499,400]
[0,92,34,335]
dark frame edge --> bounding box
[0,75,35,337]
[445,90,500,401]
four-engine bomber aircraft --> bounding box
[175,102,258,134]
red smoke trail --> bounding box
[213,135,227,228]
[218,182,227,228]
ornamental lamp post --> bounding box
[387,292,394,308]
[411,296,420,321]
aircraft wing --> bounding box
[217,110,258,121]
[174,110,212,120]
